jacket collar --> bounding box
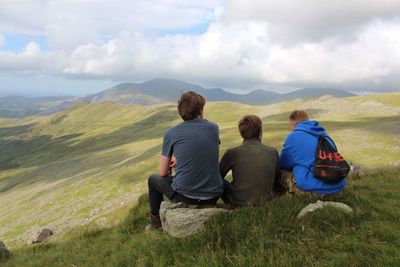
[243,137,261,144]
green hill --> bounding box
[3,169,400,266]
[1,93,400,266]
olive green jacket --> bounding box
[219,138,281,206]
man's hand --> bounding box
[168,156,177,175]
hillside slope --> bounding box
[3,168,400,266]
[0,92,399,254]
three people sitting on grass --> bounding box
[146,92,347,231]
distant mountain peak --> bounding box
[0,79,356,117]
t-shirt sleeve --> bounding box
[161,130,174,157]
[212,121,221,145]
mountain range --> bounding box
[0,78,355,118]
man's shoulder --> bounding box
[226,142,279,158]
[164,124,178,135]
[285,130,306,142]
[220,145,241,159]
[164,122,185,139]
[165,119,218,135]
[203,119,219,129]
[259,142,275,149]
[260,143,279,156]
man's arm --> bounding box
[219,149,232,178]
[273,151,285,194]
[160,129,175,176]
[280,135,295,171]
[159,155,171,177]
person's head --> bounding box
[238,115,263,141]
[288,110,309,131]
[177,91,205,121]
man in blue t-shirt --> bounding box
[145,91,223,231]
[280,110,347,195]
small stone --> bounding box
[297,200,353,219]
[90,208,99,217]
[32,228,54,244]
[0,241,11,259]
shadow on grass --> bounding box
[0,149,133,193]
[0,123,36,138]
[69,109,179,154]
[0,109,179,193]
[0,133,84,171]
[0,109,178,172]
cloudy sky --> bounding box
[1,0,400,96]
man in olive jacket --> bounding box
[219,115,282,206]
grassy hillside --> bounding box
[3,168,400,266]
[0,93,399,265]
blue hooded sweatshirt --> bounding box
[280,120,347,194]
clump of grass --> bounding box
[3,168,400,266]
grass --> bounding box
[0,92,399,265]
[2,168,400,266]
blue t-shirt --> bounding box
[162,118,223,197]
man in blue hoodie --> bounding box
[280,110,347,195]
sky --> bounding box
[0,0,400,96]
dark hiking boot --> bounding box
[145,214,162,233]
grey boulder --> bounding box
[297,200,353,219]
[32,228,54,244]
[159,201,230,238]
[0,241,11,259]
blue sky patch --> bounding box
[153,22,210,36]
[1,34,49,52]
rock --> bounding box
[32,228,54,244]
[0,241,11,259]
[159,201,230,238]
[297,200,353,219]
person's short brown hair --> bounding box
[177,91,205,121]
[289,110,309,123]
[238,115,262,140]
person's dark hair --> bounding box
[177,91,206,121]
[238,115,262,140]
[289,110,309,123]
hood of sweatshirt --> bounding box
[294,120,327,137]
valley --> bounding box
[0,92,399,250]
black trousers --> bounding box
[148,174,219,216]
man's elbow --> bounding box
[159,170,168,177]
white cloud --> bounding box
[0,0,400,93]
[0,0,220,50]
[221,0,400,43]
[264,21,400,84]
